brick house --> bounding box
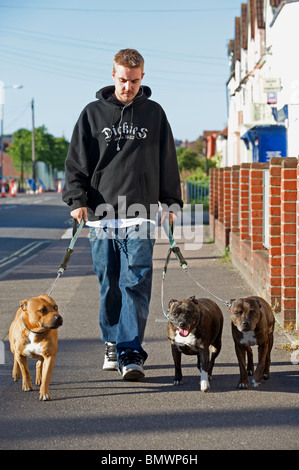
[225,0,299,167]
[209,1,299,331]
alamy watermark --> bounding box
[89,197,204,251]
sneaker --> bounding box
[118,349,145,380]
[103,342,117,370]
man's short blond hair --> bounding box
[113,49,144,73]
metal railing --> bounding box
[186,179,209,206]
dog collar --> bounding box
[21,316,49,335]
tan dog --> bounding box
[230,296,275,389]
[9,294,63,401]
[167,297,223,392]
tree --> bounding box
[7,128,32,174]
[8,126,69,174]
[176,147,201,172]
[52,137,69,171]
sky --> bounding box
[0,0,243,143]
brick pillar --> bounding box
[239,163,251,241]
[268,157,282,309]
[281,158,297,325]
[223,167,232,246]
[218,168,224,225]
[250,162,268,251]
[231,165,240,233]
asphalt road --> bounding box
[0,192,71,278]
[0,193,298,453]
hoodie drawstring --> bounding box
[115,87,143,151]
[116,105,126,151]
[116,104,134,151]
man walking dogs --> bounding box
[63,49,183,380]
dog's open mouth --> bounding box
[178,328,190,337]
[177,320,197,338]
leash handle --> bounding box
[69,218,85,250]
[58,248,74,272]
[57,218,85,273]
[163,218,175,249]
[172,246,187,267]
[163,217,188,269]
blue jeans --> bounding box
[89,222,155,361]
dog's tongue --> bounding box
[178,328,190,337]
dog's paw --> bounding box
[200,380,210,392]
[173,379,183,386]
[237,382,248,389]
[262,373,270,381]
[22,384,34,392]
[252,379,260,388]
[39,393,52,401]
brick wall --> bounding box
[240,163,250,241]
[268,157,282,310]
[209,157,299,329]
[230,165,240,233]
[250,163,268,251]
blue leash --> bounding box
[161,219,188,319]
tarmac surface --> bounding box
[0,221,298,451]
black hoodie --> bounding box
[62,85,183,221]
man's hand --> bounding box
[160,211,177,225]
[70,207,88,224]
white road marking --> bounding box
[0,241,45,268]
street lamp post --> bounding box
[0,81,23,181]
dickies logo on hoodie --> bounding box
[102,121,148,143]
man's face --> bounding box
[112,64,144,105]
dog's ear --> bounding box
[39,293,52,303]
[39,293,49,299]
[19,299,28,310]
[168,299,178,309]
[189,296,198,304]
[230,299,236,305]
